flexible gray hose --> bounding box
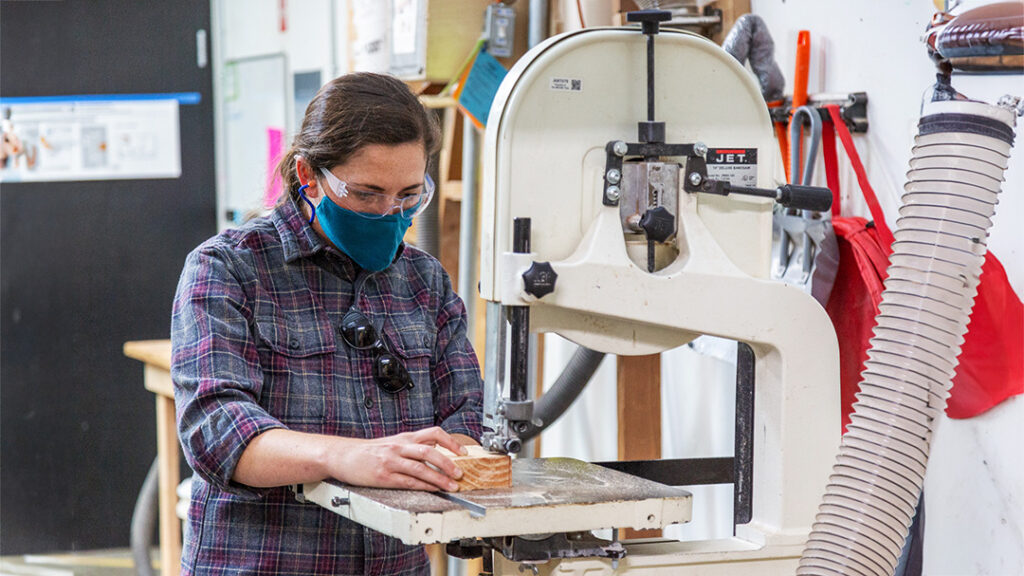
[722,14,786,102]
[798,98,1017,575]
[790,106,823,187]
[520,346,606,441]
[130,457,159,576]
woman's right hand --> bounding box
[325,426,468,492]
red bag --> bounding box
[821,105,1023,431]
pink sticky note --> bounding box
[264,127,284,208]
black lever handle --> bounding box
[698,180,833,212]
[775,184,834,212]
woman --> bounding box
[171,72,483,575]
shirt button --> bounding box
[364,396,374,409]
[288,337,300,350]
[421,335,430,347]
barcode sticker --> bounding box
[550,77,583,92]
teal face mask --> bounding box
[299,185,414,272]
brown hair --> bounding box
[276,72,441,202]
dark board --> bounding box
[1,1,216,554]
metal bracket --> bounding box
[492,532,626,563]
[769,92,870,133]
[683,155,707,193]
[501,399,535,423]
[604,140,696,205]
[683,155,832,212]
[446,538,487,560]
[838,92,869,133]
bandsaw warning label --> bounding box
[706,148,757,187]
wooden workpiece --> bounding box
[436,445,511,491]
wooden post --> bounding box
[617,354,662,539]
[464,558,483,576]
[439,186,463,287]
[427,543,448,576]
[147,364,182,576]
[712,0,752,45]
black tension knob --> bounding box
[639,206,675,243]
[627,9,672,35]
[522,262,558,299]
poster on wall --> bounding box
[0,93,192,183]
[350,0,390,73]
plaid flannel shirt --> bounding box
[171,197,483,575]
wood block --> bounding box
[436,445,511,492]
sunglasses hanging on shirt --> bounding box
[339,309,414,394]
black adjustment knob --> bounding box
[627,9,672,35]
[639,206,675,242]
[522,262,558,299]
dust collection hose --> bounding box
[721,13,786,102]
[520,346,606,441]
[798,98,1018,575]
[131,457,159,576]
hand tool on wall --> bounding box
[789,30,811,180]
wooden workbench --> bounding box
[124,339,179,576]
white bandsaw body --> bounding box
[481,26,840,574]
[301,24,841,576]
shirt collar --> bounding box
[272,195,325,263]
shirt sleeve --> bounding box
[430,270,484,440]
[171,245,285,499]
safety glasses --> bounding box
[319,167,435,219]
[339,309,414,394]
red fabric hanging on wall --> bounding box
[821,105,1023,431]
